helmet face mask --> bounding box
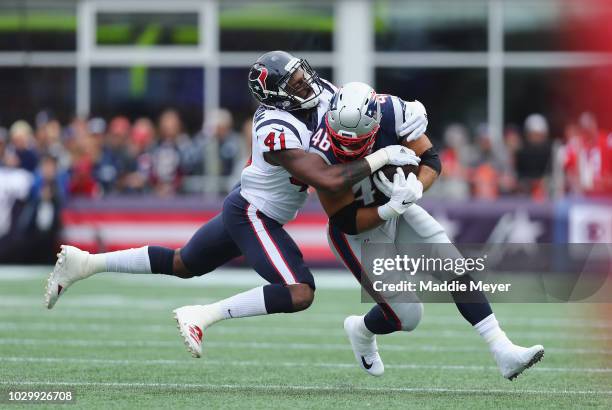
[248,51,322,111]
[278,59,322,110]
[325,82,381,162]
[326,115,379,161]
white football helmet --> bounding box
[325,82,381,161]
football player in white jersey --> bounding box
[44,51,429,358]
[310,82,544,380]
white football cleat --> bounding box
[45,245,94,309]
[494,343,544,380]
[344,315,384,376]
[173,305,222,358]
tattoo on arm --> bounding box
[338,159,371,189]
[268,149,372,193]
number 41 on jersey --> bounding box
[264,131,286,151]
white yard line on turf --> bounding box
[0,321,610,341]
[0,295,216,309]
[1,356,611,374]
[0,337,610,355]
[0,380,610,396]
[1,301,607,330]
[2,301,605,330]
[0,267,357,288]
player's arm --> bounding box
[390,95,440,192]
[266,144,416,194]
[318,168,422,235]
[266,149,369,193]
[318,188,386,234]
[402,134,441,192]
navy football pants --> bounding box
[180,188,315,289]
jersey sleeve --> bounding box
[254,118,303,153]
[308,126,338,165]
[376,94,403,142]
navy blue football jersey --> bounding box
[309,94,413,208]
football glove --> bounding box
[377,168,423,220]
[365,145,420,172]
[382,145,421,167]
[397,100,428,142]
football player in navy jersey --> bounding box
[44,52,429,359]
[310,82,544,380]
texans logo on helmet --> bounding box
[249,66,268,100]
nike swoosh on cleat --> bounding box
[402,200,411,205]
[227,309,233,318]
[361,356,373,369]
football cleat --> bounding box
[344,315,384,377]
[494,343,545,380]
[173,305,222,358]
[45,245,94,309]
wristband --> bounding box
[377,202,401,221]
[364,149,388,173]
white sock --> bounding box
[358,315,375,339]
[212,286,268,321]
[88,246,152,275]
[474,313,513,352]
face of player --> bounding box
[285,68,314,100]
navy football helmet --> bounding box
[248,51,322,111]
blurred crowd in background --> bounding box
[432,111,612,201]
[1,106,610,263]
[0,108,252,199]
[0,108,253,262]
[1,107,611,200]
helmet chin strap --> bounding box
[294,80,322,110]
[299,96,319,110]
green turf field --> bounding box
[1,268,611,409]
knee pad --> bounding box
[389,301,423,332]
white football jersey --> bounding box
[240,79,337,224]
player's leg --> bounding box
[397,205,544,380]
[173,189,315,357]
[328,223,422,332]
[45,213,241,309]
[219,189,315,317]
[327,222,423,376]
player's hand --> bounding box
[400,171,423,205]
[397,100,428,142]
[377,168,423,220]
[372,170,393,198]
[373,167,423,202]
[381,145,421,167]
[388,168,422,209]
